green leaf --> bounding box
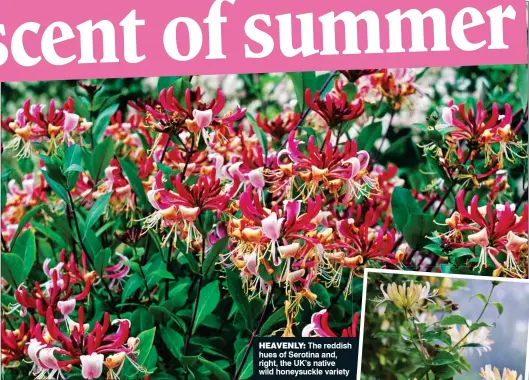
[225,269,253,331]
[259,306,286,335]
[63,144,82,190]
[32,221,66,248]
[18,157,34,173]
[431,351,457,366]
[246,113,268,158]
[136,330,156,362]
[450,248,473,259]
[198,357,230,380]
[161,327,184,360]
[356,122,382,152]
[90,137,114,182]
[235,345,253,380]
[157,76,182,92]
[93,104,119,143]
[1,169,11,211]
[408,367,430,380]
[147,269,175,287]
[469,322,492,332]
[431,364,458,379]
[119,158,147,208]
[122,327,157,376]
[1,253,25,288]
[11,229,36,280]
[424,243,444,256]
[439,315,467,326]
[471,293,488,303]
[492,302,504,316]
[422,330,452,346]
[402,213,435,249]
[150,305,186,330]
[391,187,423,233]
[94,248,111,277]
[193,280,220,333]
[287,72,305,113]
[42,170,69,203]
[11,204,44,245]
[342,83,358,102]
[517,64,528,111]
[203,237,229,275]
[121,274,143,303]
[85,193,111,231]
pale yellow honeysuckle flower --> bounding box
[480,365,522,380]
[376,281,437,311]
[448,322,494,356]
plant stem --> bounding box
[232,286,274,380]
[134,247,152,303]
[67,191,121,318]
[277,71,337,152]
[515,188,528,212]
[451,283,496,351]
[183,238,206,380]
[181,135,196,182]
[165,234,175,300]
[405,311,429,366]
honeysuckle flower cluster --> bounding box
[375,281,437,313]
[1,66,527,378]
[438,191,528,277]
[480,365,522,380]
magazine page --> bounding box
[1,1,528,379]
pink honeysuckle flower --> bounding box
[304,88,364,127]
[248,168,265,189]
[302,310,360,338]
[262,212,285,265]
[80,353,104,379]
[277,130,376,201]
[192,109,213,129]
[442,191,528,276]
[57,299,76,316]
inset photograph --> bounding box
[358,269,529,380]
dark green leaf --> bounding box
[119,158,147,208]
[161,327,184,360]
[11,229,36,280]
[85,193,111,231]
[402,213,435,249]
[391,187,423,233]
[121,274,143,303]
[356,122,382,152]
[225,269,253,331]
[193,280,220,333]
[439,315,467,326]
[198,357,230,380]
[11,204,44,245]
[431,351,457,366]
[203,237,229,275]
[246,113,268,158]
[1,253,25,287]
[260,306,286,335]
[235,345,253,380]
[63,144,82,190]
[93,104,119,143]
[90,137,114,182]
[94,248,111,277]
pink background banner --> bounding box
[0,0,527,82]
